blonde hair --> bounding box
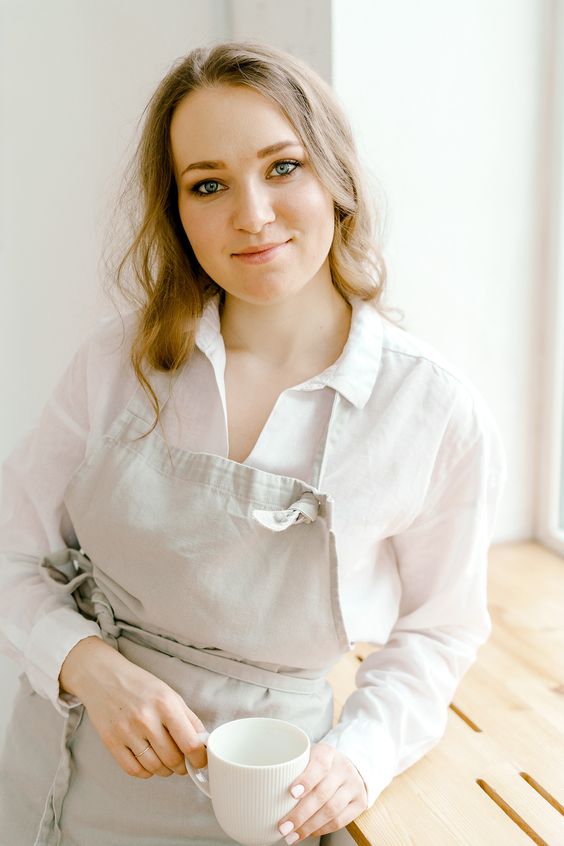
[105,40,401,437]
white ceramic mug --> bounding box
[186,717,310,846]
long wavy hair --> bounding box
[104,40,402,438]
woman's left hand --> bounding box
[276,742,368,843]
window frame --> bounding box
[536,1,564,557]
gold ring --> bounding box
[134,744,152,758]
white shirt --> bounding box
[0,294,506,806]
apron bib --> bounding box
[0,363,352,846]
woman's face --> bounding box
[170,84,335,305]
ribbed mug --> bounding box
[186,717,310,845]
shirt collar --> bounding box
[195,293,383,410]
[323,295,383,408]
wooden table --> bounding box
[326,542,564,845]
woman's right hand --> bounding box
[59,635,208,779]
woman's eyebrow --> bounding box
[180,141,303,176]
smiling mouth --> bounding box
[232,240,291,263]
[233,240,290,256]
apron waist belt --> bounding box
[118,624,328,695]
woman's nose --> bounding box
[232,184,275,233]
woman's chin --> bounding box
[223,281,306,307]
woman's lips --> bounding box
[232,240,290,264]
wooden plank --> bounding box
[349,711,535,846]
[479,761,564,845]
[453,655,564,794]
[453,542,564,802]
[400,713,564,845]
[487,613,564,685]
[347,776,473,846]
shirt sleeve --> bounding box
[320,387,507,807]
[0,331,106,716]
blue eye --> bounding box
[271,160,300,177]
[192,180,224,196]
[189,160,301,198]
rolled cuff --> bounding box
[24,605,102,716]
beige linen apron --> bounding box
[0,362,352,846]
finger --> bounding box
[110,744,153,779]
[185,738,208,770]
[278,770,344,839]
[288,742,336,799]
[129,742,174,778]
[282,784,352,843]
[162,705,208,769]
[312,798,368,838]
[184,703,207,735]
[148,724,189,775]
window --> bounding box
[536,4,564,557]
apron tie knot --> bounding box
[251,490,320,533]
[40,548,121,647]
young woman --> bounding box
[0,41,506,845]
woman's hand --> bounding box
[276,742,368,843]
[59,636,208,779]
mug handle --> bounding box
[185,731,211,798]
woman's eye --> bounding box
[192,180,224,196]
[271,160,300,177]
[190,161,300,196]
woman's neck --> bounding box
[219,275,352,371]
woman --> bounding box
[0,41,506,845]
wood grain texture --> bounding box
[326,542,564,846]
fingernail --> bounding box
[291,784,305,798]
[285,834,299,845]
[279,821,294,836]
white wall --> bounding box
[332,0,547,543]
[228,0,332,81]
